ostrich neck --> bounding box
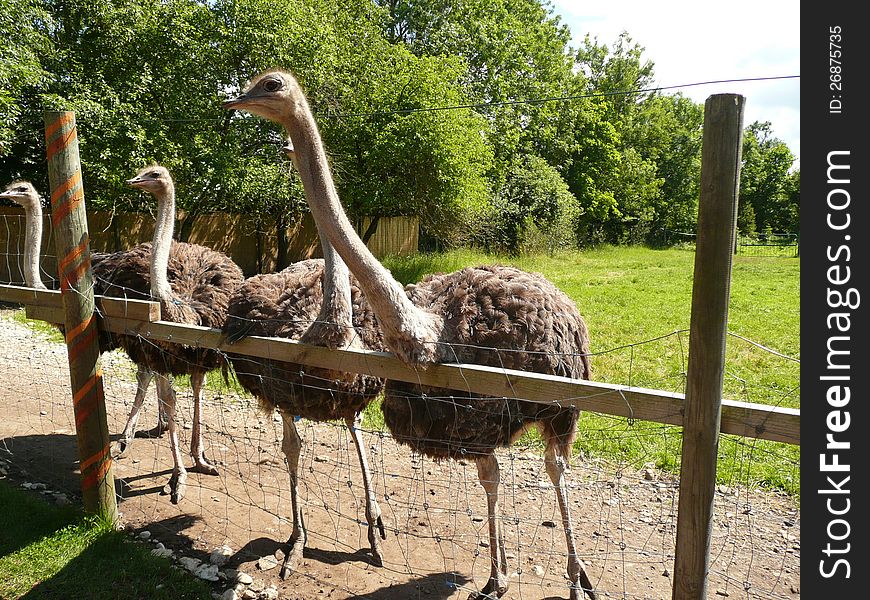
[279,106,443,360]
[23,202,46,289]
[150,185,175,301]
[284,149,354,337]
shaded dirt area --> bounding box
[0,309,800,599]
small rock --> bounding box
[273,548,285,562]
[790,584,800,594]
[236,571,254,585]
[257,555,278,571]
[151,548,174,559]
[541,520,557,528]
[54,493,70,506]
[249,579,265,592]
[715,590,729,597]
[313,455,329,463]
[221,590,238,600]
[40,410,47,416]
[138,530,152,540]
[195,563,221,582]
[210,545,233,566]
[241,591,258,600]
[261,586,279,600]
[531,565,545,577]
[179,556,202,573]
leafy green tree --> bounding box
[218,0,494,243]
[479,153,578,254]
[0,0,55,182]
[739,121,798,234]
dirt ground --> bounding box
[0,308,800,600]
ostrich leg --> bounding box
[545,443,597,600]
[189,368,219,475]
[157,375,188,504]
[471,453,509,600]
[279,412,307,579]
[114,366,155,456]
[345,415,386,566]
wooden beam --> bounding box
[4,290,799,446]
[0,284,160,322]
[102,315,799,445]
[674,94,746,600]
[44,110,116,521]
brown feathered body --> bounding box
[96,241,244,374]
[382,265,590,460]
[223,259,384,421]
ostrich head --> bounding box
[126,165,173,195]
[222,69,305,123]
[0,180,41,211]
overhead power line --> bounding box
[319,75,800,119]
[152,74,798,124]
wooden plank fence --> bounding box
[0,207,418,281]
[1,283,800,447]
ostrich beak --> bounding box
[126,177,144,188]
[222,95,248,110]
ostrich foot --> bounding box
[569,576,597,600]
[189,455,219,476]
[278,533,306,580]
[467,577,508,600]
[165,470,188,504]
[368,516,386,566]
[111,436,134,458]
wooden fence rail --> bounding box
[1,283,800,446]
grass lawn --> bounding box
[0,480,212,600]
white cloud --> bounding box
[548,0,800,167]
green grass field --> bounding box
[0,481,212,599]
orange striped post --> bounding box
[44,111,117,522]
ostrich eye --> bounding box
[16,187,27,192]
[149,171,161,178]
[263,78,281,92]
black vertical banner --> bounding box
[802,4,868,596]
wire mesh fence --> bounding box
[0,295,800,599]
[658,229,799,258]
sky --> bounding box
[548,0,800,169]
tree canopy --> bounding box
[0,0,799,254]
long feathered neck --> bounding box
[150,183,175,301]
[22,200,46,290]
[277,99,443,364]
[285,148,355,346]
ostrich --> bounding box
[113,165,244,503]
[224,70,597,600]
[1,180,165,441]
[1,181,47,291]
[220,140,387,573]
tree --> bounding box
[0,0,55,181]
[480,153,578,254]
[739,121,798,234]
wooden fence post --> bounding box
[44,110,118,522]
[672,94,745,600]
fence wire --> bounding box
[0,212,799,599]
[0,312,799,600]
